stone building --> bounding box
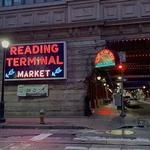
[0,0,150,117]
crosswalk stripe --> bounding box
[30,133,52,141]
[74,136,150,143]
[1,143,15,150]
[90,148,120,150]
[65,146,88,150]
[5,144,31,150]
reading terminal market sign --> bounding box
[5,41,67,81]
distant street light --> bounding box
[117,83,120,86]
[0,40,10,123]
[103,83,106,86]
[142,85,146,89]
[97,76,101,81]
[117,76,122,80]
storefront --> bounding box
[3,38,105,117]
[107,38,150,90]
[86,38,150,115]
[0,0,150,117]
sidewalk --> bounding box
[1,105,150,146]
[0,114,149,130]
[1,117,150,147]
[0,104,150,130]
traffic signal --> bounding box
[117,63,124,72]
[118,64,123,69]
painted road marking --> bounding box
[74,136,150,143]
[90,148,146,150]
[106,129,134,135]
[74,136,106,141]
[65,147,148,150]
[79,129,103,134]
[65,147,88,150]
[0,143,15,150]
[6,143,31,150]
[90,148,120,150]
[30,133,52,141]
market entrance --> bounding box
[85,48,118,116]
[85,39,150,117]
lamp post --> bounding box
[0,40,10,123]
[120,77,126,117]
[117,64,126,117]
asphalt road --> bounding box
[0,128,150,150]
[127,101,150,117]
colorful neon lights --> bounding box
[5,42,66,81]
[95,48,115,68]
[6,56,63,67]
[10,44,59,55]
[17,70,51,78]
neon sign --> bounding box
[5,42,67,81]
[95,48,115,68]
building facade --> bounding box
[0,0,150,117]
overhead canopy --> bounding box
[106,38,150,89]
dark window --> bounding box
[33,0,62,4]
[35,0,62,2]
[45,0,63,2]
[34,0,44,3]
[3,0,24,6]
[3,0,12,6]
[14,0,23,5]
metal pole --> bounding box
[120,74,126,117]
[0,48,6,123]
[105,86,108,100]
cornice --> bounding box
[104,18,150,26]
[0,21,104,33]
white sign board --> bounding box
[118,51,126,62]
[17,84,48,97]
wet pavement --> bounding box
[1,103,150,131]
[0,128,150,150]
[0,101,150,149]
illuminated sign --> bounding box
[95,48,115,68]
[5,42,67,81]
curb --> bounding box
[74,136,150,146]
[0,124,88,130]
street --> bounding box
[0,128,150,150]
[1,101,150,150]
[127,101,150,117]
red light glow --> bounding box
[95,106,117,116]
[118,64,123,69]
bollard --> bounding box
[39,109,45,124]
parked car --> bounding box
[125,99,140,108]
[123,96,130,106]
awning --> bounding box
[106,38,150,89]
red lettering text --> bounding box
[10,47,17,55]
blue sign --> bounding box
[5,41,67,81]
[118,51,126,62]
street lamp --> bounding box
[0,40,10,123]
[119,77,126,117]
[97,76,101,81]
[117,64,126,117]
